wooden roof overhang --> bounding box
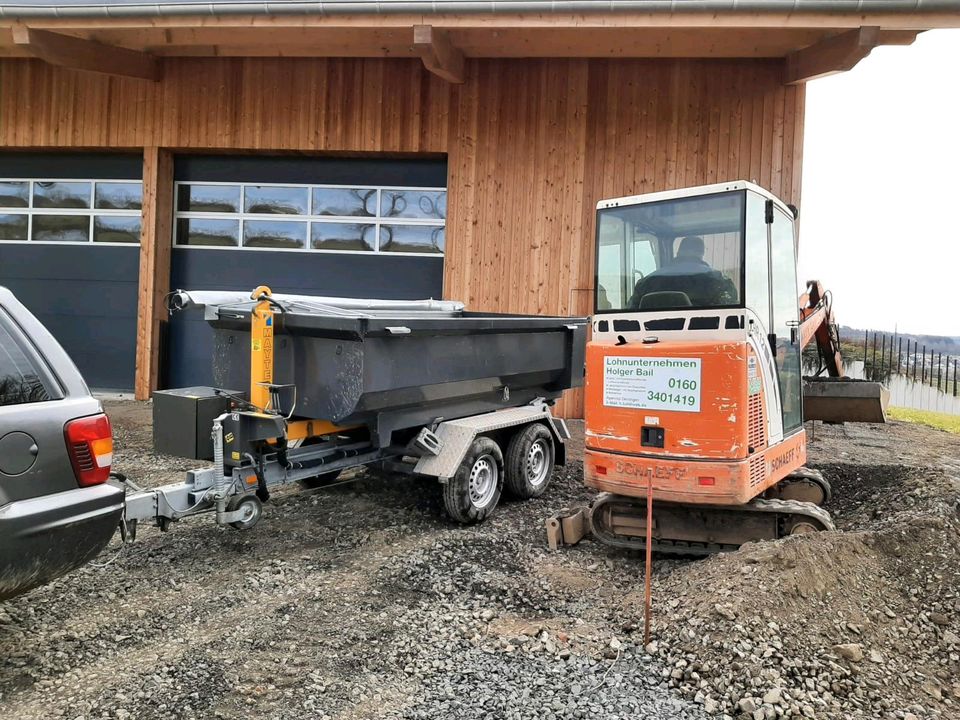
[0,7,958,84]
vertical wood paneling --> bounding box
[0,56,804,416]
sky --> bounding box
[798,29,960,338]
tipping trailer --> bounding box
[115,287,587,538]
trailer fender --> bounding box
[414,402,564,481]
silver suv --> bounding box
[0,286,124,600]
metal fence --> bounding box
[854,331,959,415]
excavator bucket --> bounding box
[802,377,890,423]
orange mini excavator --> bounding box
[584,181,887,554]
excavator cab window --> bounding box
[595,190,744,314]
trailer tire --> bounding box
[443,437,503,524]
[299,469,342,489]
[505,423,555,499]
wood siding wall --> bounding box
[0,57,805,416]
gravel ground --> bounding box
[0,402,958,720]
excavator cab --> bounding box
[584,182,886,553]
[595,183,803,431]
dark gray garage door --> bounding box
[0,153,142,391]
[165,154,447,389]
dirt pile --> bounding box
[650,459,960,720]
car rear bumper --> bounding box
[0,483,124,600]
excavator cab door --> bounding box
[768,202,803,433]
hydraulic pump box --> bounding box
[153,386,243,460]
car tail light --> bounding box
[64,413,113,487]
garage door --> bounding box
[0,153,142,391]
[165,154,447,389]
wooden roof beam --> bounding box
[413,25,464,84]
[785,26,888,85]
[11,26,160,81]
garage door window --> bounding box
[174,182,445,255]
[0,179,142,244]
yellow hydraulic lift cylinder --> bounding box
[249,285,275,412]
[246,284,351,438]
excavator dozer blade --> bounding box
[802,377,890,423]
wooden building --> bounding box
[0,2,956,416]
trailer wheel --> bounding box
[505,423,555,499]
[443,437,503,524]
[299,469,342,489]
[226,494,263,530]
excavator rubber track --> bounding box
[588,492,835,557]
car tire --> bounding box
[443,436,503,524]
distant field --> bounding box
[888,407,960,434]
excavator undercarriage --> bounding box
[588,468,834,556]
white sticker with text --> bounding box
[603,356,702,413]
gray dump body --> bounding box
[193,295,587,446]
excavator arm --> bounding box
[798,280,843,377]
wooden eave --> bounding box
[0,11,951,81]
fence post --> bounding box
[880,335,886,375]
[937,353,942,391]
[913,341,918,382]
[955,359,958,397]
[872,334,878,376]
[897,337,903,374]
[863,330,868,366]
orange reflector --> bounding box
[596,465,607,475]
[246,475,258,486]
[698,476,716,486]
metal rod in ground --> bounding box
[913,341,918,382]
[880,334,886,375]
[872,333,878,376]
[890,334,896,374]
[644,473,654,647]
[955,359,958,397]
[897,337,903,374]
[937,353,943,391]
[863,330,869,367]
[922,345,927,384]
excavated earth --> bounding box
[1,401,958,720]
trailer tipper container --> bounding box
[117,287,587,536]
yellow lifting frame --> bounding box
[247,285,351,440]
